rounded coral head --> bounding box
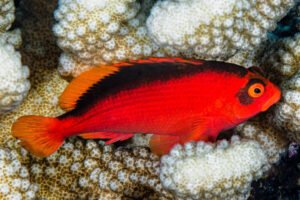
[232,66,281,120]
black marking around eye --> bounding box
[236,78,266,105]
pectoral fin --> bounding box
[150,118,214,156]
[149,135,181,156]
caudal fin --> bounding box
[11,116,64,157]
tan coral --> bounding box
[0,144,38,200]
[53,0,176,77]
[0,0,15,33]
[147,0,295,60]
[0,29,22,48]
[160,136,270,200]
[236,116,289,164]
[53,0,141,65]
[260,34,300,142]
[29,139,172,199]
[0,0,67,145]
[0,36,30,114]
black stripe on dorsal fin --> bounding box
[59,58,247,116]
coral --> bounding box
[260,34,300,142]
[29,139,173,199]
[0,0,29,114]
[0,144,38,200]
[236,116,289,164]
[0,0,15,33]
[0,29,22,48]
[160,136,271,200]
[147,0,295,60]
[53,0,175,77]
[0,38,30,114]
[19,0,60,61]
[0,0,67,145]
[250,144,300,199]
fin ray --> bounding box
[59,66,120,111]
[80,132,134,144]
[149,135,180,156]
[11,116,63,157]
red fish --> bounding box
[12,58,281,157]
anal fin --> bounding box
[79,132,134,144]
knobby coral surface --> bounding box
[0,144,38,200]
[0,0,30,114]
[0,0,15,32]
[160,136,270,200]
[53,0,175,77]
[236,115,289,164]
[29,139,172,199]
[260,34,300,142]
[147,0,295,60]
[0,33,30,114]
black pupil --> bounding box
[254,88,261,94]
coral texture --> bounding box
[30,139,172,199]
[160,136,271,200]
[0,145,38,200]
[261,34,300,142]
[0,0,67,145]
[236,116,289,164]
[0,0,15,32]
[147,0,295,60]
[0,38,30,114]
[53,0,176,77]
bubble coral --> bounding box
[147,0,295,60]
[160,136,271,200]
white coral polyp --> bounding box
[160,136,270,199]
[0,42,30,113]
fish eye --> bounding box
[248,83,264,98]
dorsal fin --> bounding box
[58,58,202,111]
[58,57,246,113]
[59,65,123,111]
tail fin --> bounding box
[11,116,64,157]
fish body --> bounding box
[12,58,281,157]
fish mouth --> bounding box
[262,90,281,111]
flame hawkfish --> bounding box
[12,58,281,157]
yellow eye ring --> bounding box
[248,83,264,98]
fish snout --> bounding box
[261,87,281,111]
